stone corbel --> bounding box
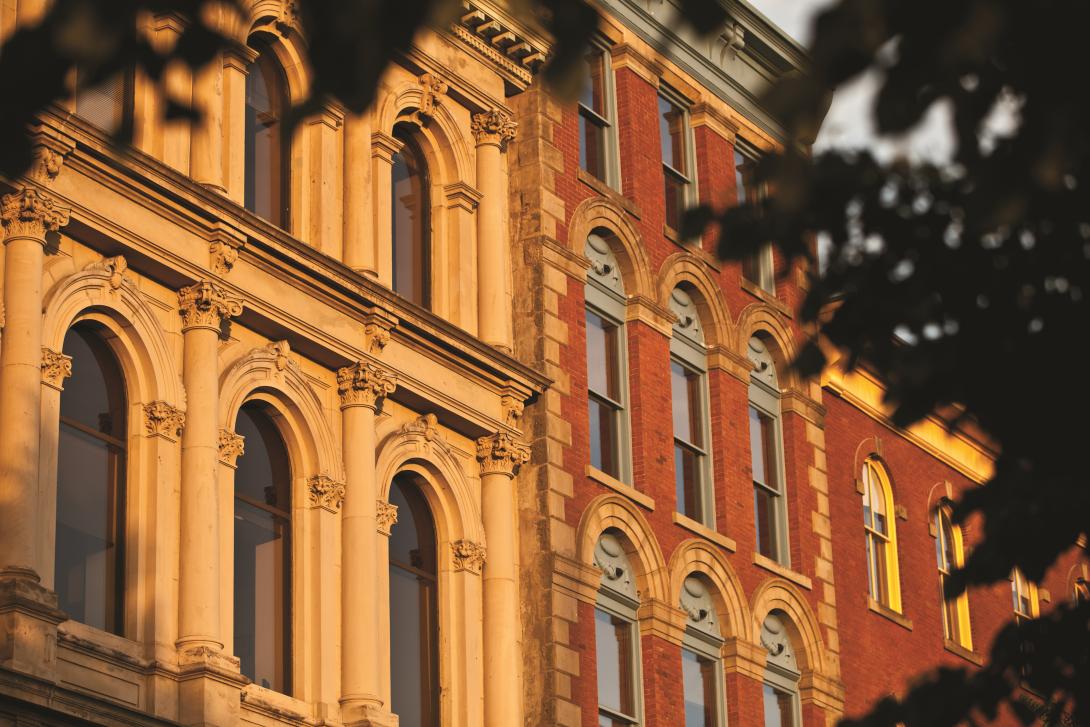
[40,348,72,391]
[209,223,246,275]
[218,429,245,467]
[26,128,76,186]
[144,401,186,441]
[361,307,397,354]
[499,389,526,429]
[307,475,346,513]
[451,539,486,574]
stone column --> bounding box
[471,110,517,351]
[176,282,241,652]
[338,361,396,726]
[344,112,374,275]
[371,131,403,287]
[476,432,530,727]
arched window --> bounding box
[679,575,726,727]
[391,126,431,308]
[56,322,128,635]
[760,612,801,727]
[748,337,788,565]
[585,233,631,482]
[389,473,440,727]
[1011,568,1038,620]
[934,506,972,649]
[670,287,713,527]
[593,532,643,726]
[233,402,292,693]
[245,43,290,228]
[861,458,901,611]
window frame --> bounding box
[658,84,698,232]
[579,35,621,188]
[244,40,292,230]
[595,586,644,726]
[670,333,714,528]
[735,141,775,294]
[390,124,433,309]
[934,505,973,650]
[860,458,902,613]
[760,614,802,727]
[1011,567,1039,620]
[748,340,789,567]
[681,623,727,727]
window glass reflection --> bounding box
[596,607,637,723]
[392,129,430,308]
[245,46,289,227]
[763,683,797,727]
[682,649,717,727]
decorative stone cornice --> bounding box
[471,109,517,149]
[476,431,530,477]
[337,361,397,410]
[1,188,70,242]
[144,401,185,441]
[307,475,346,513]
[411,73,448,127]
[177,281,243,332]
[376,500,398,536]
[454,2,547,87]
[218,429,245,467]
[40,347,72,390]
[451,539,486,574]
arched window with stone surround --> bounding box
[244,40,290,228]
[593,531,644,726]
[760,612,801,727]
[233,401,293,694]
[861,457,902,612]
[585,233,632,483]
[670,287,714,527]
[934,505,972,649]
[748,336,788,565]
[679,575,726,727]
[56,322,128,636]
[391,124,431,308]
[389,472,440,727]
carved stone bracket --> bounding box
[267,340,299,377]
[500,391,525,429]
[476,431,530,477]
[402,413,447,454]
[83,255,130,292]
[377,500,398,536]
[144,401,185,441]
[218,429,245,467]
[210,239,242,275]
[1,188,70,242]
[178,281,243,332]
[451,539,486,574]
[471,109,517,149]
[308,475,346,513]
[337,361,396,410]
[412,73,449,126]
[362,307,397,354]
[41,347,72,390]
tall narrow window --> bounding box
[245,44,289,228]
[861,458,901,611]
[735,145,774,293]
[748,337,788,565]
[585,233,631,482]
[680,576,726,727]
[389,473,440,727]
[670,287,713,527]
[1011,568,1037,620]
[56,323,127,635]
[391,128,431,308]
[935,506,972,649]
[74,68,132,132]
[593,533,642,726]
[579,40,618,186]
[233,402,292,693]
[659,88,695,231]
[761,613,801,727]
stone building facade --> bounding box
[0,1,1086,727]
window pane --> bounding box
[595,608,636,717]
[589,396,618,478]
[683,650,718,727]
[866,533,888,604]
[754,486,778,561]
[671,362,693,444]
[580,112,607,181]
[749,406,778,490]
[734,148,747,204]
[764,684,796,727]
[665,169,686,231]
[586,310,619,399]
[392,131,430,308]
[675,444,701,521]
[582,47,606,115]
[658,95,686,175]
[244,50,287,227]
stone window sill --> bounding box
[673,512,737,552]
[753,552,813,590]
[740,277,792,318]
[577,169,642,219]
[867,596,913,631]
[944,638,984,666]
[586,465,655,510]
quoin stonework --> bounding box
[0,1,1086,726]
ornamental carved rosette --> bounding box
[308,475,346,513]
[337,361,396,410]
[476,432,530,477]
[1,188,70,242]
[376,500,398,536]
[471,109,517,149]
[144,401,186,440]
[450,539,486,574]
[218,429,245,467]
[41,347,73,390]
[178,281,243,332]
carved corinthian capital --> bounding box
[337,361,396,409]
[308,475,346,513]
[471,109,517,148]
[178,281,243,332]
[1,188,70,242]
[476,432,530,477]
[41,347,72,390]
[376,500,398,536]
[218,429,245,467]
[144,401,186,440]
[451,539,486,574]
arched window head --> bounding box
[389,473,439,727]
[391,126,431,308]
[861,458,902,612]
[934,506,972,649]
[245,43,290,228]
[593,531,643,725]
[57,322,128,636]
[680,575,726,727]
[233,401,292,694]
[748,336,788,565]
[670,287,714,527]
[760,612,801,727]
